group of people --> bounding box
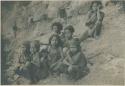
[15,23,87,84]
[14,1,104,84]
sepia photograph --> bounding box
[1,0,125,85]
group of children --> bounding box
[14,1,105,84]
[14,22,87,84]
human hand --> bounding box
[40,58,44,63]
[25,61,30,67]
[50,63,57,69]
[19,66,24,71]
[68,65,73,72]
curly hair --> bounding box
[49,34,61,47]
[64,25,75,33]
[51,22,63,33]
[90,1,103,9]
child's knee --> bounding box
[67,66,74,73]
[63,47,68,54]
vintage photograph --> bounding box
[1,0,125,85]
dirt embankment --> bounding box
[1,1,125,85]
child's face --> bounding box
[92,3,98,11]
[21,45,26,54]
[70,47,78,54]
[50,36,58,46]
[41,51,48,57]
[53,25,59,34]
[30,44,37,53]
[65,29,72,40]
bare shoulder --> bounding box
[76,52,85,59]
[100,11,105,17]
[79,52,86,58]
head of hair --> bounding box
[90,1,103,9]
[21,41,30,55]
[30,40,40,52]
[64,25,75,33]
[49,34,61,47]
[51,22,63,33]
[70,38,81,50]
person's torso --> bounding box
[89,11,98,26]
[48,46,62,64]
[19,54,29,64]
[63,38,73,48]
[66,51,87,67]
[31,52,41,67]
[88,11,104,28]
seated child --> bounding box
[39,46,49,79]
[63,38,87,80]
[51,22,64,46]
[15,41,31,79]
[29,40,41,83]
[48,34,64,74]
[63,25,75,54]
[51,22,63,36]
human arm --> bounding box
[97,7,104,22]
[90,9,104,34]
[63,58,71,66]
[62,50,73,66]
[85,11,92,26]
[79,29,89,42]
[93,7,104,28]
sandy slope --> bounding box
[1,1,125,85]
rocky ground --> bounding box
[1,1,125,85]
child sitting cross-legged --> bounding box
[62,38,87,80]
[14,41,31,79]
[48,34,64,75]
